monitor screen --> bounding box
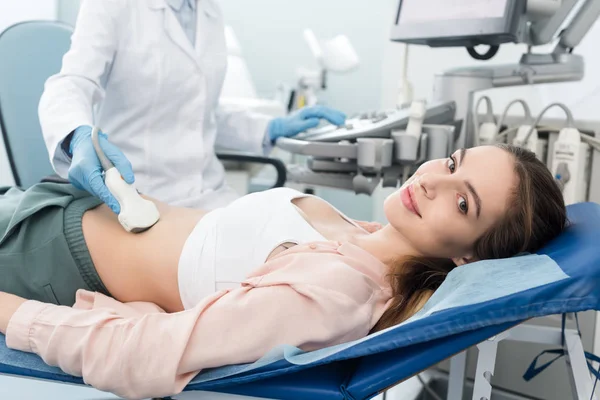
[397,0,508,24]
[391,0,522,47]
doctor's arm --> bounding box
[38,0,124,179]
[38,1,134,213]
[215,105,346,155]
[0,283,365,400]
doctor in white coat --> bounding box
[39,0,346,212]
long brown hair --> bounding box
[371,144,568,333]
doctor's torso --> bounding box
[97,0,228,207]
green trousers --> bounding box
[0,183,109,305]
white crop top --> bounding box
[177,187,363,309]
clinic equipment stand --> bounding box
[434,0,600,151]
[433,52,584,150]
[447,322,597,400]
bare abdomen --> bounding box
[81,201,205,312]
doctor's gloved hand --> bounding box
[267,105,346,143]
[67,125,135,214]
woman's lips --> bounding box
[401,184,421,217]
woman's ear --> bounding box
[452,253,476,266]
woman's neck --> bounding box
[351,224,419,266]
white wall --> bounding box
[0,1,56,31]
[0,1,58,186]
[220,0,397,116]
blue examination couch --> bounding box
[1,201,600,400]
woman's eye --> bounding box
[448,157,456,173]
[458,196,468,214]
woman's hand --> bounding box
[0,292,27,335]
[354,220,383,234]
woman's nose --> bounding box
[418,173,451,199]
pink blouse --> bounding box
[6,241,392,399]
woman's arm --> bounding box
[3,281,369,399]
[0,292,26,334]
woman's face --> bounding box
[384,145,518,264]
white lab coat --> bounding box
[39,0,273,209]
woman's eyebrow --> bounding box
[458,147,467,167]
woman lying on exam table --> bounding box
[0,144,566,399]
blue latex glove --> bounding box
[267,105,346,143]
[67,125,135,214]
